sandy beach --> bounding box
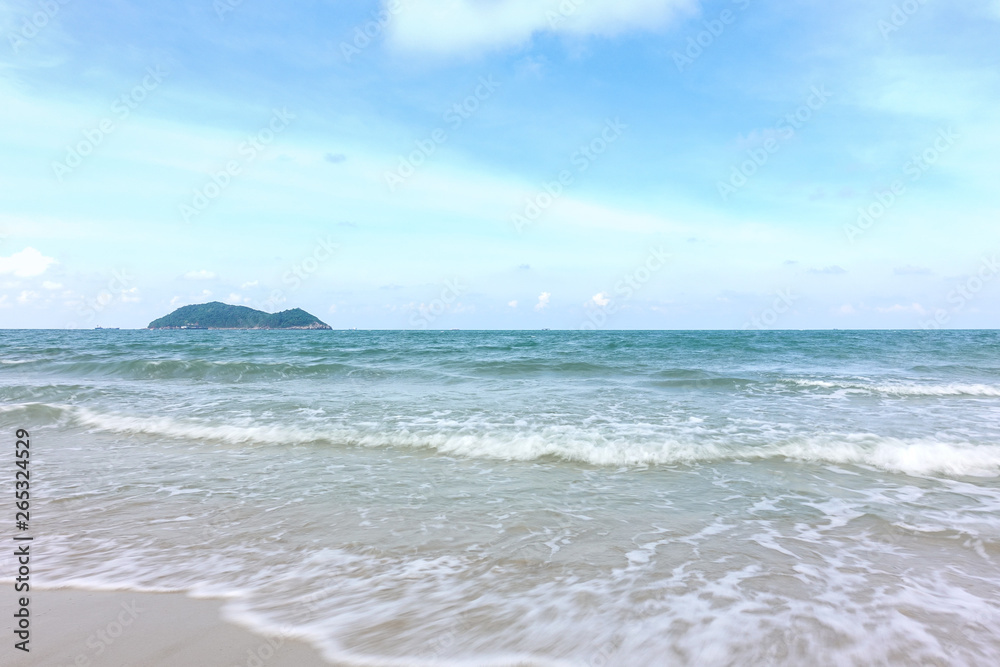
[3,589,330,667]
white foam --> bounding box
[875,383,1000,397]
[73,405,331,446]
[51,404,1000,477]
[790,379,1000,397]
[24,451,1000,667]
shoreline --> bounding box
[3,589,331,667]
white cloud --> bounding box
[810,266,847,275]
[184,270,217,280]
[16,290,39,304]
[876,303,926,315]
[508,300,518,308]
[386,0,699,55]
[328,304,337,313]
[42,281,63,290]
[535,292,551,311]
[894,266,932,276]
[241,280,259,289]
[0,295,8,308]
[592,292,610,307]
[169,290,214,307]
[121,287,141,303]
[0,247,56,277]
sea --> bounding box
[2,329,1000,666]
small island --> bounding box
[147,302,331,330]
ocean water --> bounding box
[3,329,1000,666]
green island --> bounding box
[147,302,331,330]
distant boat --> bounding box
[179,325,207,330]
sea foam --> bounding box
[20,403,993,477]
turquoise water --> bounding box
[3,330,1000,665]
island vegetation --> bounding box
[147,302,331,329]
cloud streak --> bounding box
[385,0,699,55]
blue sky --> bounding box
[1,0,999,329]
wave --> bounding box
[5,355,618,381]
[8,358,374,381]
[14,403,997,478]
[649,377,755,389]
[785,380,1000,397]
[0,401,71,422]
[445,359,619,377]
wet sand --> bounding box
[2,589,330,667]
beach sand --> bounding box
[4,589,331,667]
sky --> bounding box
[1,0,999,329]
